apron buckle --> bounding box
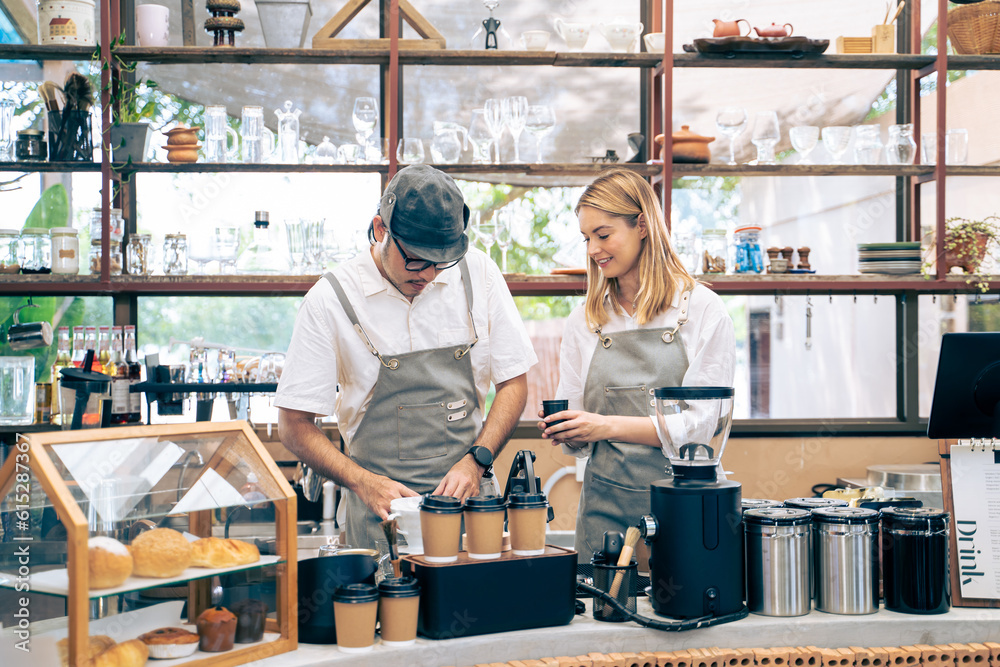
[601,336,612,349]
[662,331,674,343]
[387,358,399,370]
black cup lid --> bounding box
[812,506,880,524]
[377,575,421,598]
[464,495,506,511]
[882,506,949,524]
[420,494,464,513]
[742,499,782,512]
[333,583,379,603]
[508,492,548,509]
[783,497,849,510]
[654,386,734,400]
[744,507,811,526]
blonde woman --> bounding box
[537,169,735,561]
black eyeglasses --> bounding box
[391,234,461,272]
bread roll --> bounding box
[90,639,149,667]
[190,537,260,568]
[130,528,192,578]
[88,537,133,589]
[57,634,115,666]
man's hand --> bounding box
[356,472,421,520]
[431,455,483,501]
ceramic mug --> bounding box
[136,4,170,47]
[643,32,665,53]
[203,105,238,163]
[521,30,550,51]
[554,19,591,50]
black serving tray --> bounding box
[684,36,830,58]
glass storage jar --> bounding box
[702,229,728,274]
[19,227,51,273]
[89,207,124,242]
[50,227,80,274]
[733,225,764,274]
[853,125,883,165]
[126,234,151,275]
[163,233,188,275]
[0,228,20,273]
[89,240,122,275]
[886,124,917,165]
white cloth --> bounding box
[555,281,735,458]
[275,246,538,447]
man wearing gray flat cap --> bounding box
[277,165,537,549]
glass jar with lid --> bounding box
[163,233,188,275]
[0,229,20,273]
[19,227,51,273]
[89,207,125,242]
[89,240,122,275]
[701,229,728,274]
[732,225,764,274]
[126,234,151,275]
[50,227,80,274]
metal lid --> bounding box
[508,492,548,509]
[742,498,782,512]
[333,583,379,603]
[783,497,849,511]
[21,227,47,235]
[132,234,151,240]
[377,576,421,598]
[0,228,20,235]
[812,506,880,524]
[49,227,78,236]
[419,494,463,514]
[744,507,811,525]
[882,506,949,526]
[165,233,186,239]
[734,225,763,234]
[866,463,941,491]
[463,495,506,512]
[654,386,734,400]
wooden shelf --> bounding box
[0,161,101,172]
[112,162,661,177]
[673,52,935,69]
[948,55,1000,70]
[0,45,95,61]
[671,164,934,177]
[0,275,103,294]
[125,162,387,173]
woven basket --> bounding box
[948,1,1000,54]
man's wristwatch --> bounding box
[467,445,494,478]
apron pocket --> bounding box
[397,401,449,461]
[604,384,651,417]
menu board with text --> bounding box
[950,443,1000,600]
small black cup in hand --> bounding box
[542,399,569,427]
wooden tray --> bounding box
[684,36,831,58]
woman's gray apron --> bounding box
[325,261,494,549]
[575,291,692,562]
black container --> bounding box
[402,546,576,639]
[591,552,637,622]
[881,507,950,614]
[48,110,93,161]
[296,553,377,644]
[15,130,47,161]
[542,399,569,427]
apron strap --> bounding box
[454,259,479,359]
[594,288,694,347]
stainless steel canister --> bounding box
[813,506,880,615]
[745,508,812,616]
[784,497,849,598]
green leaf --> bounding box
[23,184,70,230]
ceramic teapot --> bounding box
[754,22,794,38]
[655,126,716,164]
[430,121,468,164]
[599,18,643,53]
[712,18,751,38]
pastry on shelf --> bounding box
[88,536,133,589]
[90,639,149,667]
[139,627,200,659]
[190,536,260,568]
[130,527,193,578]
[197,605,237,652]
[231,599,268,643]
[57,634,115,666]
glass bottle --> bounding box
[702,229,728,274]
[127,234,152,275]
[50,326,71,423]
[123,325,143,423]
[237,211,290,274]
[733,225,764,274]
[886,124,917,165]
[83,326,98,370]
[275,100,302,164]
[70,325,86,367]
[97,325,111,373]
[163,233,188,275]
[109,325,130,424]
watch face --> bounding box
[472,446,492,467]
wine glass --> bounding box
[483,98,505,163]
[502,96,528,163]
[715,107,748,165]
[822,126,853,164]
[525,104,556,164]
[751,111,780,165]
[395,138,425,164]
[352,97,378,159]
[789,126,820,164]
[187,232,214,274]
[473,211,499,261]
[212,225,240,274]
[468,109,494,164]
[495,208,513,273]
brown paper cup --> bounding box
[420,510,462,563]
[333,599,378,652]
[509,506,547,555]
[379,595,420,645]
[464,509,505,559]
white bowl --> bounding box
[644,32,665,53]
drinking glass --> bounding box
[495,208,513,273]
[352,97,378,149]
[212,225,241,274]
[302,218,327,272]
[255,352,285,383]
[750,111,780,165]
[396,138,425,164]
[853,125,883,165]
[0,356,34,426]
[524,104,555,164]
[203,105,238,163]
[788,126,819,164]
[822,126,852,164]
[483,98,505,163]
[946,128,968,165]
[921,132,937,165]
[0,97,14,162]
[285,219,306,273]
[240,105,275,163]
[337,143,363,164]
[468,109,494,164]
[502,96,528,163]
[715,107,748,165]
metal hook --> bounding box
[932,294,937,304]
[853,291,857,304]
[829,292,833,304]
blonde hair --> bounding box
[575,169,695,328]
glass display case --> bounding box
[0,421,297,666]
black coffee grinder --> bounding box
[639,387,744,620]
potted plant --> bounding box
[105,33,158,165]
[925,215,1000,292]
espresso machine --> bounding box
[639,387,745,621]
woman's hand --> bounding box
[536,408,608,448]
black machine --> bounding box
[927,332,1000,439]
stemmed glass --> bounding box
[483,99,505,163]
[495,208,513,273]
[525,104,556,164]
[822,126,853,164]
[212,225,241,274]
[789,126,820,165]
[715,107,748,165]
[751,111,780,165]
[352,97,378,162]
[188,233,215,274]
[502,96,528,163]
[468,109,494,164]
[285,219,307,274]
[472,211,499,262]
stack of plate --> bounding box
[858,242,922,274]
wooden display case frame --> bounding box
[0,421,298,667]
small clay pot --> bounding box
[165,126,202,146]
[655,126,716,164]
[163,143,201,163]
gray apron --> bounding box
[325,261,495,549]
[574,290,692,562]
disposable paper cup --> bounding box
[419,495,463,563]
[463,495,506,560]
[378,576,420,646]
[508,492,548,556]
[333,584,379,653]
